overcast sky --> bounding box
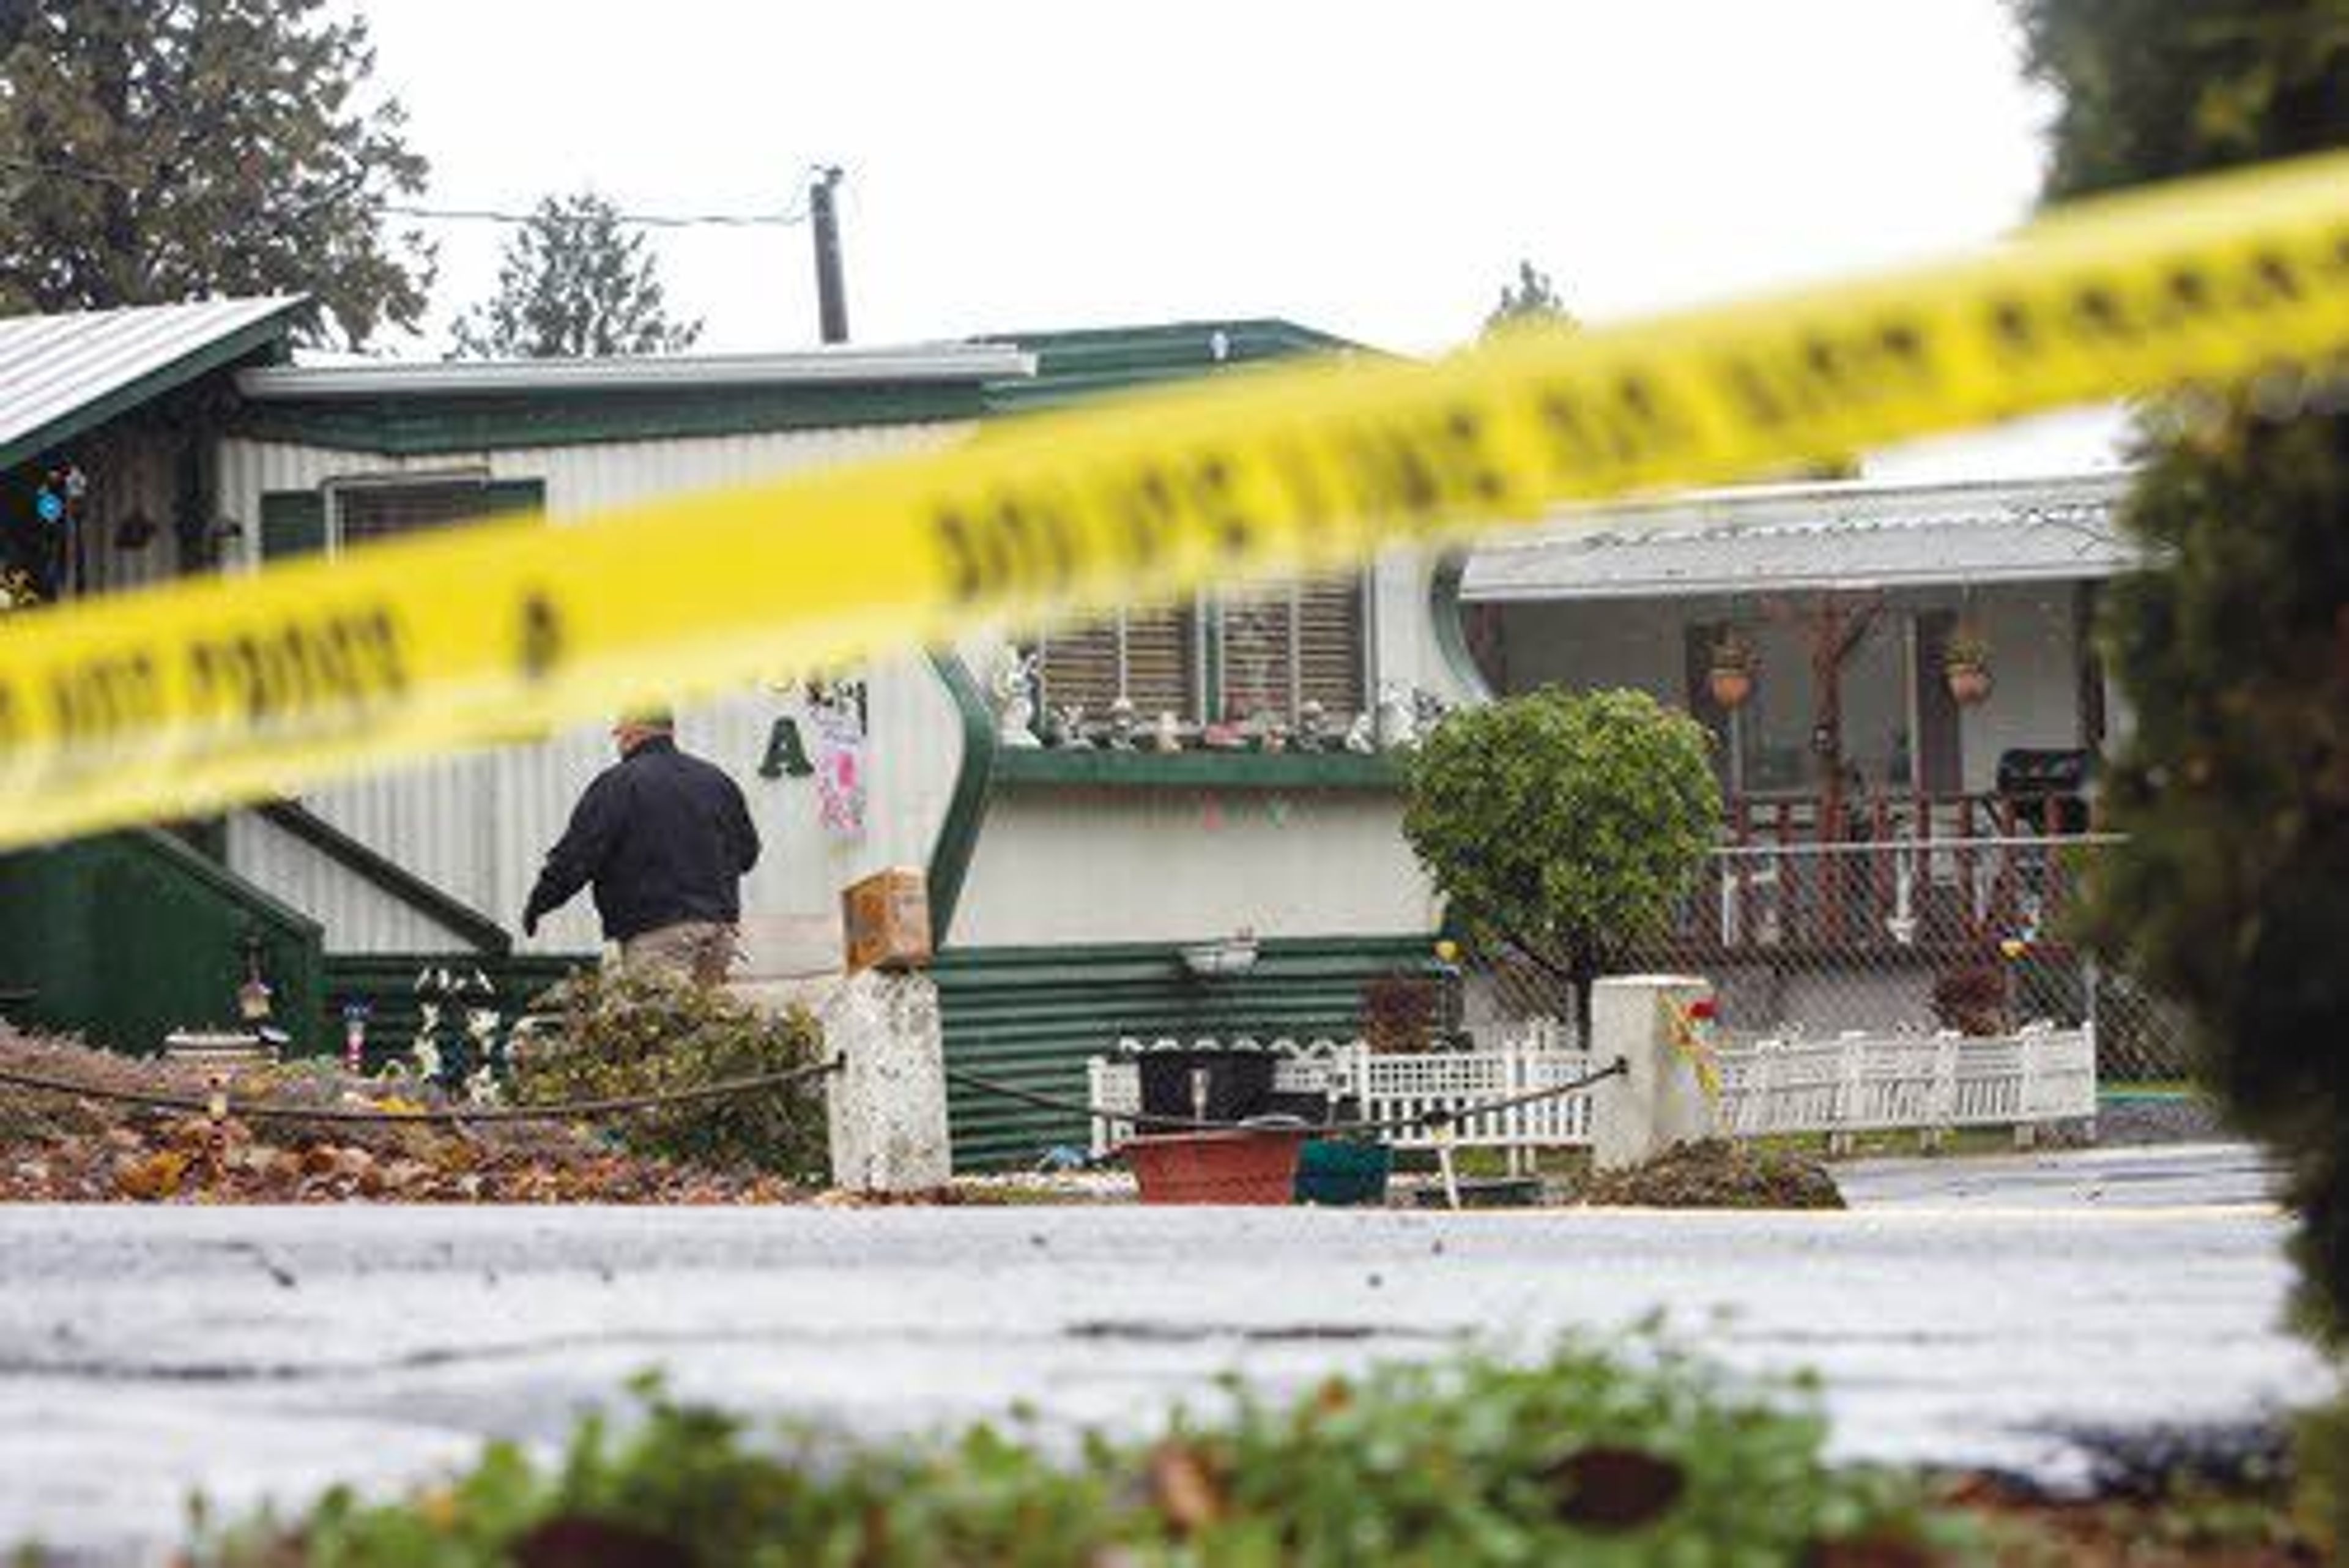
[349,0,2125,475]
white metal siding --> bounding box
[215,424,969,555]
[213,421,974,970]
[225,812,472,954]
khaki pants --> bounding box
[618,921,739,987]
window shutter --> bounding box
[1296,575,1365,720]
[482,479,547,517]
[259,490,327,560]
[1220,588,1294,723]
[1036,620,1122,715]
[1119,603,1195,717]
[1038,603,1197,717]
[1220,574,1365,723]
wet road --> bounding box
[0,1142,2316,1564]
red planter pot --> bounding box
[1122,1128,1308,1205]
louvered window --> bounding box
[1035,603,1197,718]
[333,478,543,552]
[1219,574,1367,724]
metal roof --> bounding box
[237,342,1033,401]
[1461,472,2147,601]
[0,296,305,472]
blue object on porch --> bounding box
[1294,1139,1392,1207]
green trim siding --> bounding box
[231,383,987,456]
[0,830,324,1056]
[924,650,999,946]
[935,935,1439,1171]
[990,748,1400,791]
[979,319,1369,415]
[1428,552,1495,702]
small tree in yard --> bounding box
[1403,688,1721,1040]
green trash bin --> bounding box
[1294,1139,1392,1206]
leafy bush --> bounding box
[190,1337,1963,1566]
[510,969,827,1179]
[1404,688,1721,1039]
[2017,0,2349,1345]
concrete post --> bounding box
[819,970,952,1192]
[1590,973,1716,1172]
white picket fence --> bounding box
[1713,1022,2098,1141]
[1086,1022,2096,1160]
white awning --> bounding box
[1462,473,2147,602]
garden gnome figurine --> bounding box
[1152,711,1184,753]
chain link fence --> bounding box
[1457,836,2192,1083]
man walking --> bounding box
[522,711,760,986]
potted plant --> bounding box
[1944,624,1994,705]
[1707,628,1757,711]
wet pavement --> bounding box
[0,1142,2318,1564]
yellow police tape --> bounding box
[1,150,2346,852]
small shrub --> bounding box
[510,970,827,1179]
[190,1335,1962,1566]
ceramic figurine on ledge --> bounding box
[990,645,1042,748]
[1375,681,1418,750]
[1250,710,1290,752]
[1151,711,1185,753]
[1104,696,1138,751]
[1343,712,1378,754]
[1293,700,1329,752]
[1412,686,1453,735]
[1201,720,1250,751]
[1045,704,1091,749]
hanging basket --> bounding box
[1946,663,1994,705]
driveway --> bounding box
[0,1142,2316,1564]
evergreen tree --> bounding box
[0,0,432,346]
[451,192,702,360]
[2017,0,2349,1338]
[1483,259,1576,336]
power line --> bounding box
[0,154,808,230]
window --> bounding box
[335,478,543,551]
[1034,602,1198,718]
[256,478,544,562]
[1029,573,1367,725]
[1220,575,1366,724]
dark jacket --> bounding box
[524,736,760,942]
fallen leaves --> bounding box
[1,1031,811,1206]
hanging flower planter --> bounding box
[1707,630,1757,710]
[1944,625,1994,706]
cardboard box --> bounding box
[842,867,932,973]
